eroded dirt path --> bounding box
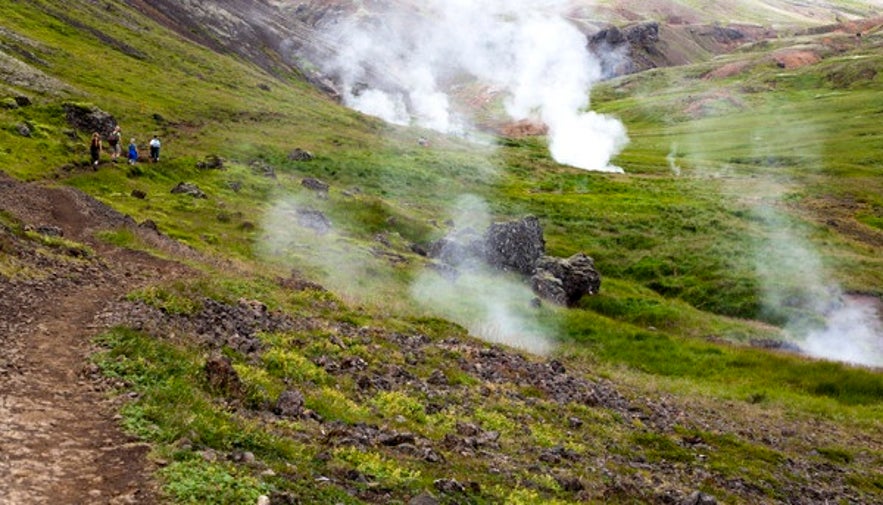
[0,173,190,504]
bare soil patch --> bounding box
[0,172,190,504]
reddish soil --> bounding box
[0,172,191,504]
[771,49,821,69]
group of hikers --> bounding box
[89,125,161,168]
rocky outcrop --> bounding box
[429,216,601,306]
[484,215,545,276]
[531,253,601,307]
[63,103,116,135]
[170,182,207,199]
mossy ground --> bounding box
[2,1,882,503]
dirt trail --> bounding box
[0,173,190,504]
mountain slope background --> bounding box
[1,0,882,504]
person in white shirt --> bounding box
[149,135,161,162]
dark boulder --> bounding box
[483,216,545,276]
[36,225,63,237]
[427,233,484,268]
[301,177,329,193]
[288,148,314,161]
[171,182,207,199]
[408,492,439,505]
[250,160,276,178]
[531,253,601,307]
[274,389,305,418]
[14,96,31,107]
[204,354,243,398]
[296,208,331,234]
[196,154,225,170]
[682,491,717,505]
[63,103,116,135]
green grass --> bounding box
[5,1,883,503]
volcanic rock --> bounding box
[63,102,117,135]
[170,182,207,199]
[682,491,717,505]
[408,492,439,505]
[288,148,314,161]
[36,225,63,237]
[483,215,545,276]
[196,154,224,170]
[204,354,243,398]
[274,389,305,418]
[531,253,601,306]
[301,177,329,193]
[249,160,276,178]
[296,208,331,234]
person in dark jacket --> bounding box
[89,132,102,168]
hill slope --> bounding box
[1,1,882,504]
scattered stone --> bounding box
[139,219,158,231]
[16,123,31,137]
[682,491,717,505]
[296,208,331,234]
[531,253,601,306]
[131,189,147,199]
[288,148,314,161]
[36,225,63,237]
[249,160,276,178]
[378,432,416,447]
[426,369,448,386]
[274,389,305,418]
[301,177,329,193]
[556,475,584,492]
[204,354,243,398]
[408,492,439,505]
[196,154,224,170]
[170,182,207,199]
[434,478,466,494]
[227,181,243,192]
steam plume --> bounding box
[319,0,628,172]
[410,195,555,355]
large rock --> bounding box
[531,253,601,307]
[204,354,243,398]
[171,182,207,199]
[483,216,545,276]
[63,102,116,135]
[274,389,305,418]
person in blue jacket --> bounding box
[128,138,138,165]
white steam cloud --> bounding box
[321,0,628,172]
[754,204,883,367]
[410,195,555,355]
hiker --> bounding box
[149,135,161,162]
[128,138,138,165]
[108,125,122,162]
[89,132,102,168]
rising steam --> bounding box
[410,195,555,355]
[319,0,628,172]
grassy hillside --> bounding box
[2,1,882,504]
